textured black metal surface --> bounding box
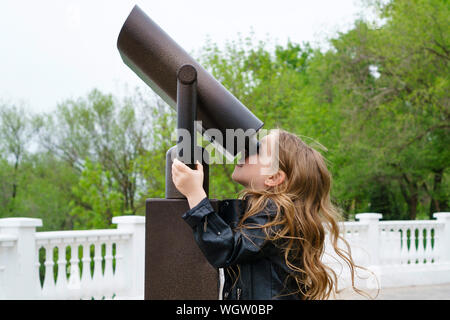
[177,64,197,85]
[165,146,209,199]
[177,64,197,169]
[117,5,263,157]
[165,65,209,198]
[145,198,219,299]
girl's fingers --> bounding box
[172,161,187,178]
[173,158,183,169]
[172,166,179,179]
[196,160,203,170]
[172,159,182,172]
[173,158,190,172]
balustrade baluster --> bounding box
[378,228,385,265]
[417,226,425,264]
[103,241,114,298]
[387,228,395,265]
[35,247,43,299]
[430,226,436,263]
[400,226,409,265]
[394,227,402,265]
[423,226,429,263]
[407,228,415,264]
[388,227,399,265]
[387,228,396,265]
[353,229,364,265]
[410,228,418,264]
[42,244,56,299]
[433,226,441,264]
[92,242,104,299]
[67,244,81,298]
[428,227,435,264]
[114,241,126,296]
[422,227,428,264]
[80,242,92,299]
[54,244,68,298]
[383,228,392,265]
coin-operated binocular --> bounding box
[117,5,263,299]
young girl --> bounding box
[172,128,371,300]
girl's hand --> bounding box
[172,158,206,208]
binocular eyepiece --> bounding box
[243,136,260,160]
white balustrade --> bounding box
[35,229,133,300]
[0,216,144,300]
[0,212,449,299]
[323,213,450,290]
[378,221,441,266]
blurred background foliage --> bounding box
[0,0,448,230]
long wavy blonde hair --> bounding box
[235,128,377,300]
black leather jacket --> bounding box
[182,196,302,300]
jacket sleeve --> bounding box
[182,196,279,268]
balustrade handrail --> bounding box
[379,220,444,226]
[0,234,18,242]
[35,229,133,244]
[341,221,369,228]
[323,221,369,236]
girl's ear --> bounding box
[264,170,286,187]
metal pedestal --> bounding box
[144,198,219,299]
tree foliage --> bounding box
[0,0,448,229]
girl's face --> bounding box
[232,132,281,189]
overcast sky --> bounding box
[0,0,369,114]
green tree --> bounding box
[70,158,123,229]
[11,152,79,230]
[135,97,176,201]
[39,89,153,215]
[36,87,178,226]
[0,103,41,215]
[2,0,448,227]
[320,0,449,219]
